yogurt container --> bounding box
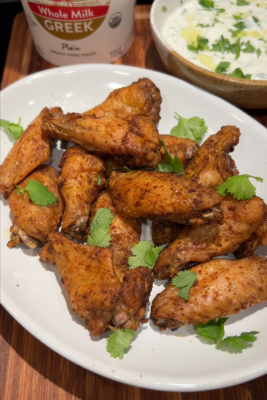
[20,0,136,65]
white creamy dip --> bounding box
[161,0,267,80]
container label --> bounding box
[28,1,110,40]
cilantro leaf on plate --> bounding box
[170,112,207,143]
[172,270,197,300]
[87,225,112,248]
[16,180,57,207]
[90,208,114,232]
[107,328,135,359]
[216,174,263,200]
[0,118,24,141]
[222,331,259,350]
[128,241,162,270]
[161,140,184,175]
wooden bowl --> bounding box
[150,0,267,109]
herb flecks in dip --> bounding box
[161,0,267,80]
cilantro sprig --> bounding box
[16,180,57,206]
[217,174,263,200]
[172,270,197,300]
[107,328,135,359]
[128,241,161,270]
[0,118,24,141]
[196,318,259,351]
[170,112,207,143]
[158,140,184,175]
[87,208,114,248]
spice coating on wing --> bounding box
[151,256,267,331]
[108,170,223,225]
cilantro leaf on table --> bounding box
[128,241,162,270]
[97,177,102,185]
[236,0,249,5]
[215,61,230,74]
[198,0,214,8]
[16,180,57,206]
[154,161,173,173]
[161,140,184,175]
[90,208,114,232]
[196,319,259,351]
[0,118,24,141]
[107,328,135,359]
[87,225,112,248]
[228,68,251,79]
[172,270,197,301]
[216,174,263,200]
[170,112,207,143]
[196,318,227,348]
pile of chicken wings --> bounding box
[1,78,267,337]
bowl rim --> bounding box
[150,0,267,87]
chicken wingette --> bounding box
[82,77,162,124]
[42,110,162,169]
[8,165,64,249]
[159,135,199,167]
[0,108,50,199]
[108,170,223,225]
[154,195,267,279]
[39,233,153,336]
[151,256,267,331]
[58,145,106,238]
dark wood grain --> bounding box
[1,6,267,400]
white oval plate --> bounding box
[1,64,267,392]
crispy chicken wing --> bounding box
[108,170,223,225]
[8,165,64,249]
[154,195,266,279]
[83,78,162,124]
[42,110,161,169]
[160,135,199,167]
[151,256,267,331]
[87,191,141,282]
[184,125,240,189]
[0,108,50,199]
[39,233,153,336]
[58,145,106,238]
[152,221,182,247]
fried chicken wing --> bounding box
[39,233,153,336]
[42,111,161,169]
[0,108,50,199]
[154,195,266,279]
[58,145,106,238]
[8,165,64,249]
[151,256,267,331]
[108,170,223,225]
[87,191,141,282]
[152,221,182,247]
[160,135,199,167]
[83,78,162,124]
[184,125,240,189]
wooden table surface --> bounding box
[1,6,267,400]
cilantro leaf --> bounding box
[107,328,135,359]
[188,36,209,52]
[161,140,184,175]
[97,177,102,185]
[128,241,161,270]
[233,21,246,30]
[162,6,167,12]
[0,118,24,141]
[16,180,57,206]
[215,61,230,74]
[256,48,261,58]
[241,41,255,53]
[213,35,230,53]
[87,225,112,248]
[196,318,227,349]
[171,113,207,143]
[216,174,263,200]
[222,331,259,350]
[216,8,225,13]
[198,0,214,8]
[252,16,259,24]
[228,39,241,59]
[236,0,249,5]
[90,208,114,232]
[233,14,242,20]
[228,68,251,79]
[172,270,197,301]
[154,161,173,173]
[124,166,132,172]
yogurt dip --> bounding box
[161,0,267,80]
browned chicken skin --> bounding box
[159,135,199,167]
[154,195,267,279]
[39,233,153,336]
[42,111,161,169]
[83,78,162,124]
[108,170,223,226]
[151,256,267,331]
[87,191,141,282]
[0,108,50,199]
[8,165,64,249]
[58,145,106,239]
[152,221,182,247]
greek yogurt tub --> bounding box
[161,0,267,80]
